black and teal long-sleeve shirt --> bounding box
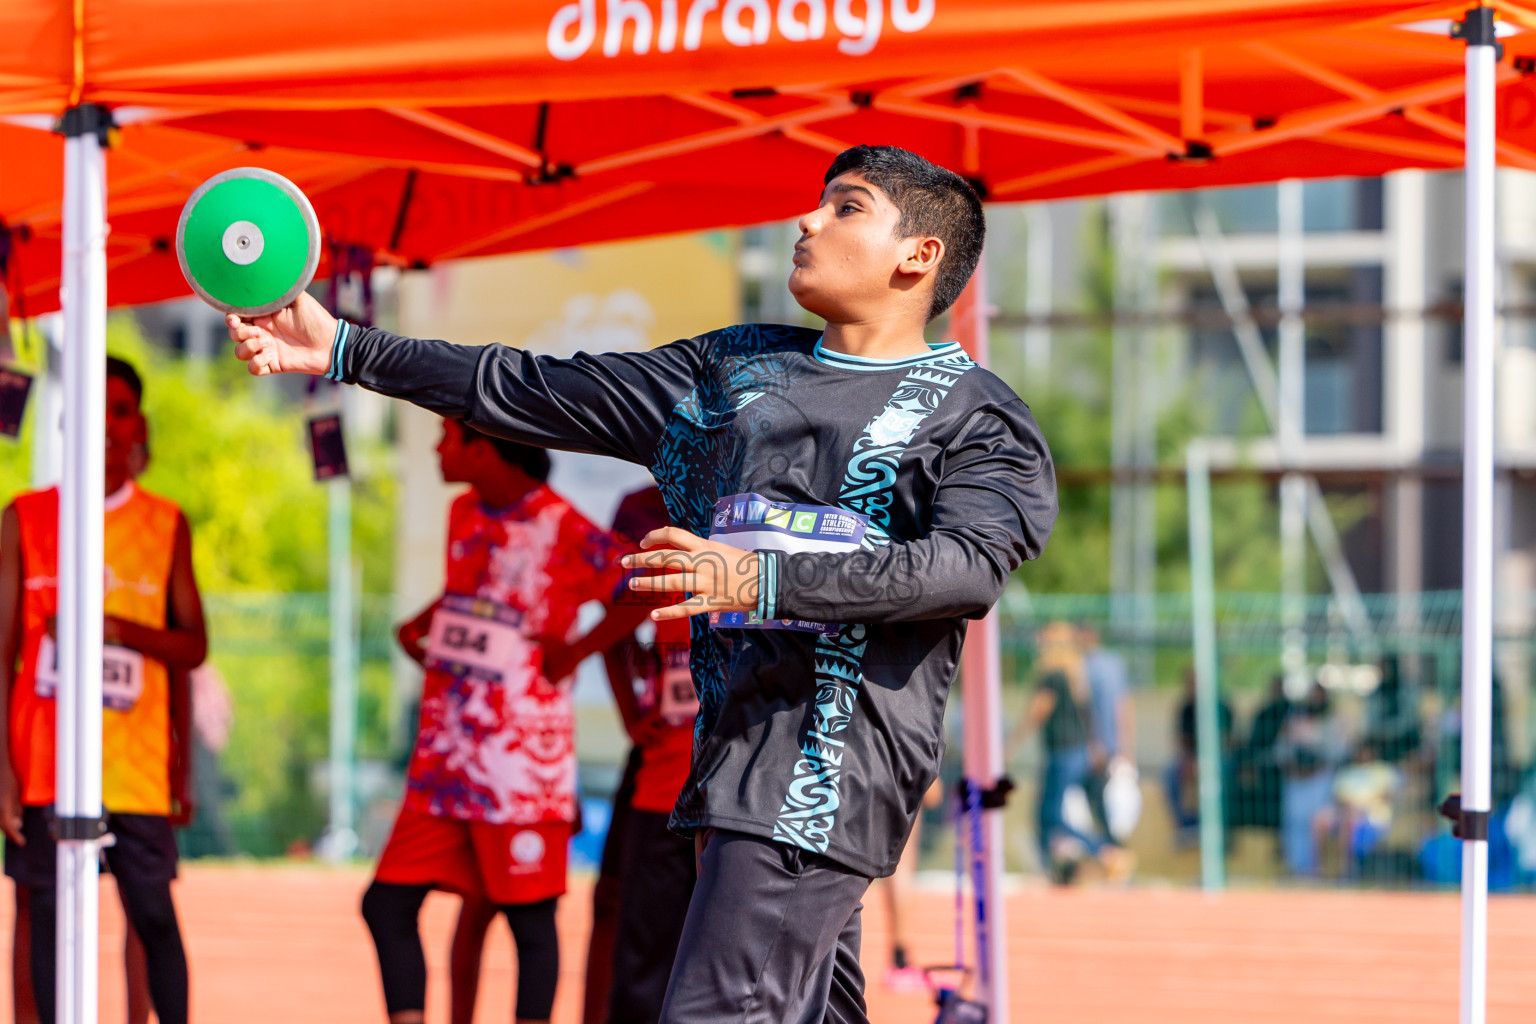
[338,322,1056,877]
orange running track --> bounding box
[4,865,1535,1023]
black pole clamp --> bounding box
[1438,794,1491,842]
[955,776,1015,810]
[54,104,116,145]
[1453,7,1505,60]
[51,814,110,842]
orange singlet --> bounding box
[10,483,181,814]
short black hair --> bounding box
[106,356,143,407]
[457,421,551,482]
[822,145,985,320]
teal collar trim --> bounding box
[812,337,965,371]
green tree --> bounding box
[0,315,399,855]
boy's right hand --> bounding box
[0,769,24,845]
[226,291,340,377]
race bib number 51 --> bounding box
[424,595,532,686]
[34,635,146,712]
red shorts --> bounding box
[374,809,571,905]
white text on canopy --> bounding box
[548,0,935,60]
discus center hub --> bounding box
[222,220,265,265]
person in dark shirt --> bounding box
[587,486,699,1024]
[1362,655,1420,765]
[1231,675,1290,831]
[1165,669,1234,847]
[225,144,1056,1023]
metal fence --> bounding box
[991,590,1536,889]
[185,589,1536,890]
[184,593,400,858]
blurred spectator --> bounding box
[1163,670,1233,849]
[1080,625,1136,840]
[1436,674,1520,811]
[179,665,237,858]
[1314,744,1403,876]
[1230,676,1289,833]
[1274,682,1345,876]
[1007,622,1133,883]
[1361,656,1420,765]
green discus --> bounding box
[176,168,321,317]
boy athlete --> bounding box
[229,145,1057,1022]
[366,418,643,1024]
[12,412,185,1024]
[0,357,206,1024]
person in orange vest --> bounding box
[0,356,207,1024]
[9,405,190,1024]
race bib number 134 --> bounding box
[424,595,531,686]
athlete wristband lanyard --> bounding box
[964,778,990,994]
[324,318,351,382]
[953,786,966,976]
[936,780,990,1023]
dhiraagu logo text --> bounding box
[790,511,817,533]
[547,0,936,61]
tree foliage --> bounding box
[0,315,398,855]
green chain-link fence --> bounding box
[187,589,1536,889]
[987,589,1536,888]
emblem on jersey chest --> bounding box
[866,406,925,447]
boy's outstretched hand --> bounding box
[226,291,339,376]
[623,528,760,622]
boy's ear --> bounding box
[899,236,945,277]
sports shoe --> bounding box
[884,965,929,994]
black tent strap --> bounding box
[1438,794,1490,842]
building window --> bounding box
[1160,178,1385,236]
[1304,267,1384,435]
[1186,266,1384,437]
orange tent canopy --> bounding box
[5,0,1536,314]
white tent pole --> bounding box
[1277,180,1309,698]
[1457,9,1496,1024]
[955,254,1009,1023]
[1185,439,1225,891]
[57,104,110,1024]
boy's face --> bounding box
[788,172,942,323]
[104,376,144,484]
[436,421,485,485]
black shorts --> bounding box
[600,746,644,883]
[609,808,696,1024]
[4,806,178,889]
[659,830,869,1024]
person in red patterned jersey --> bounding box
[363,418,646,1024]
[581,486,698,1024]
